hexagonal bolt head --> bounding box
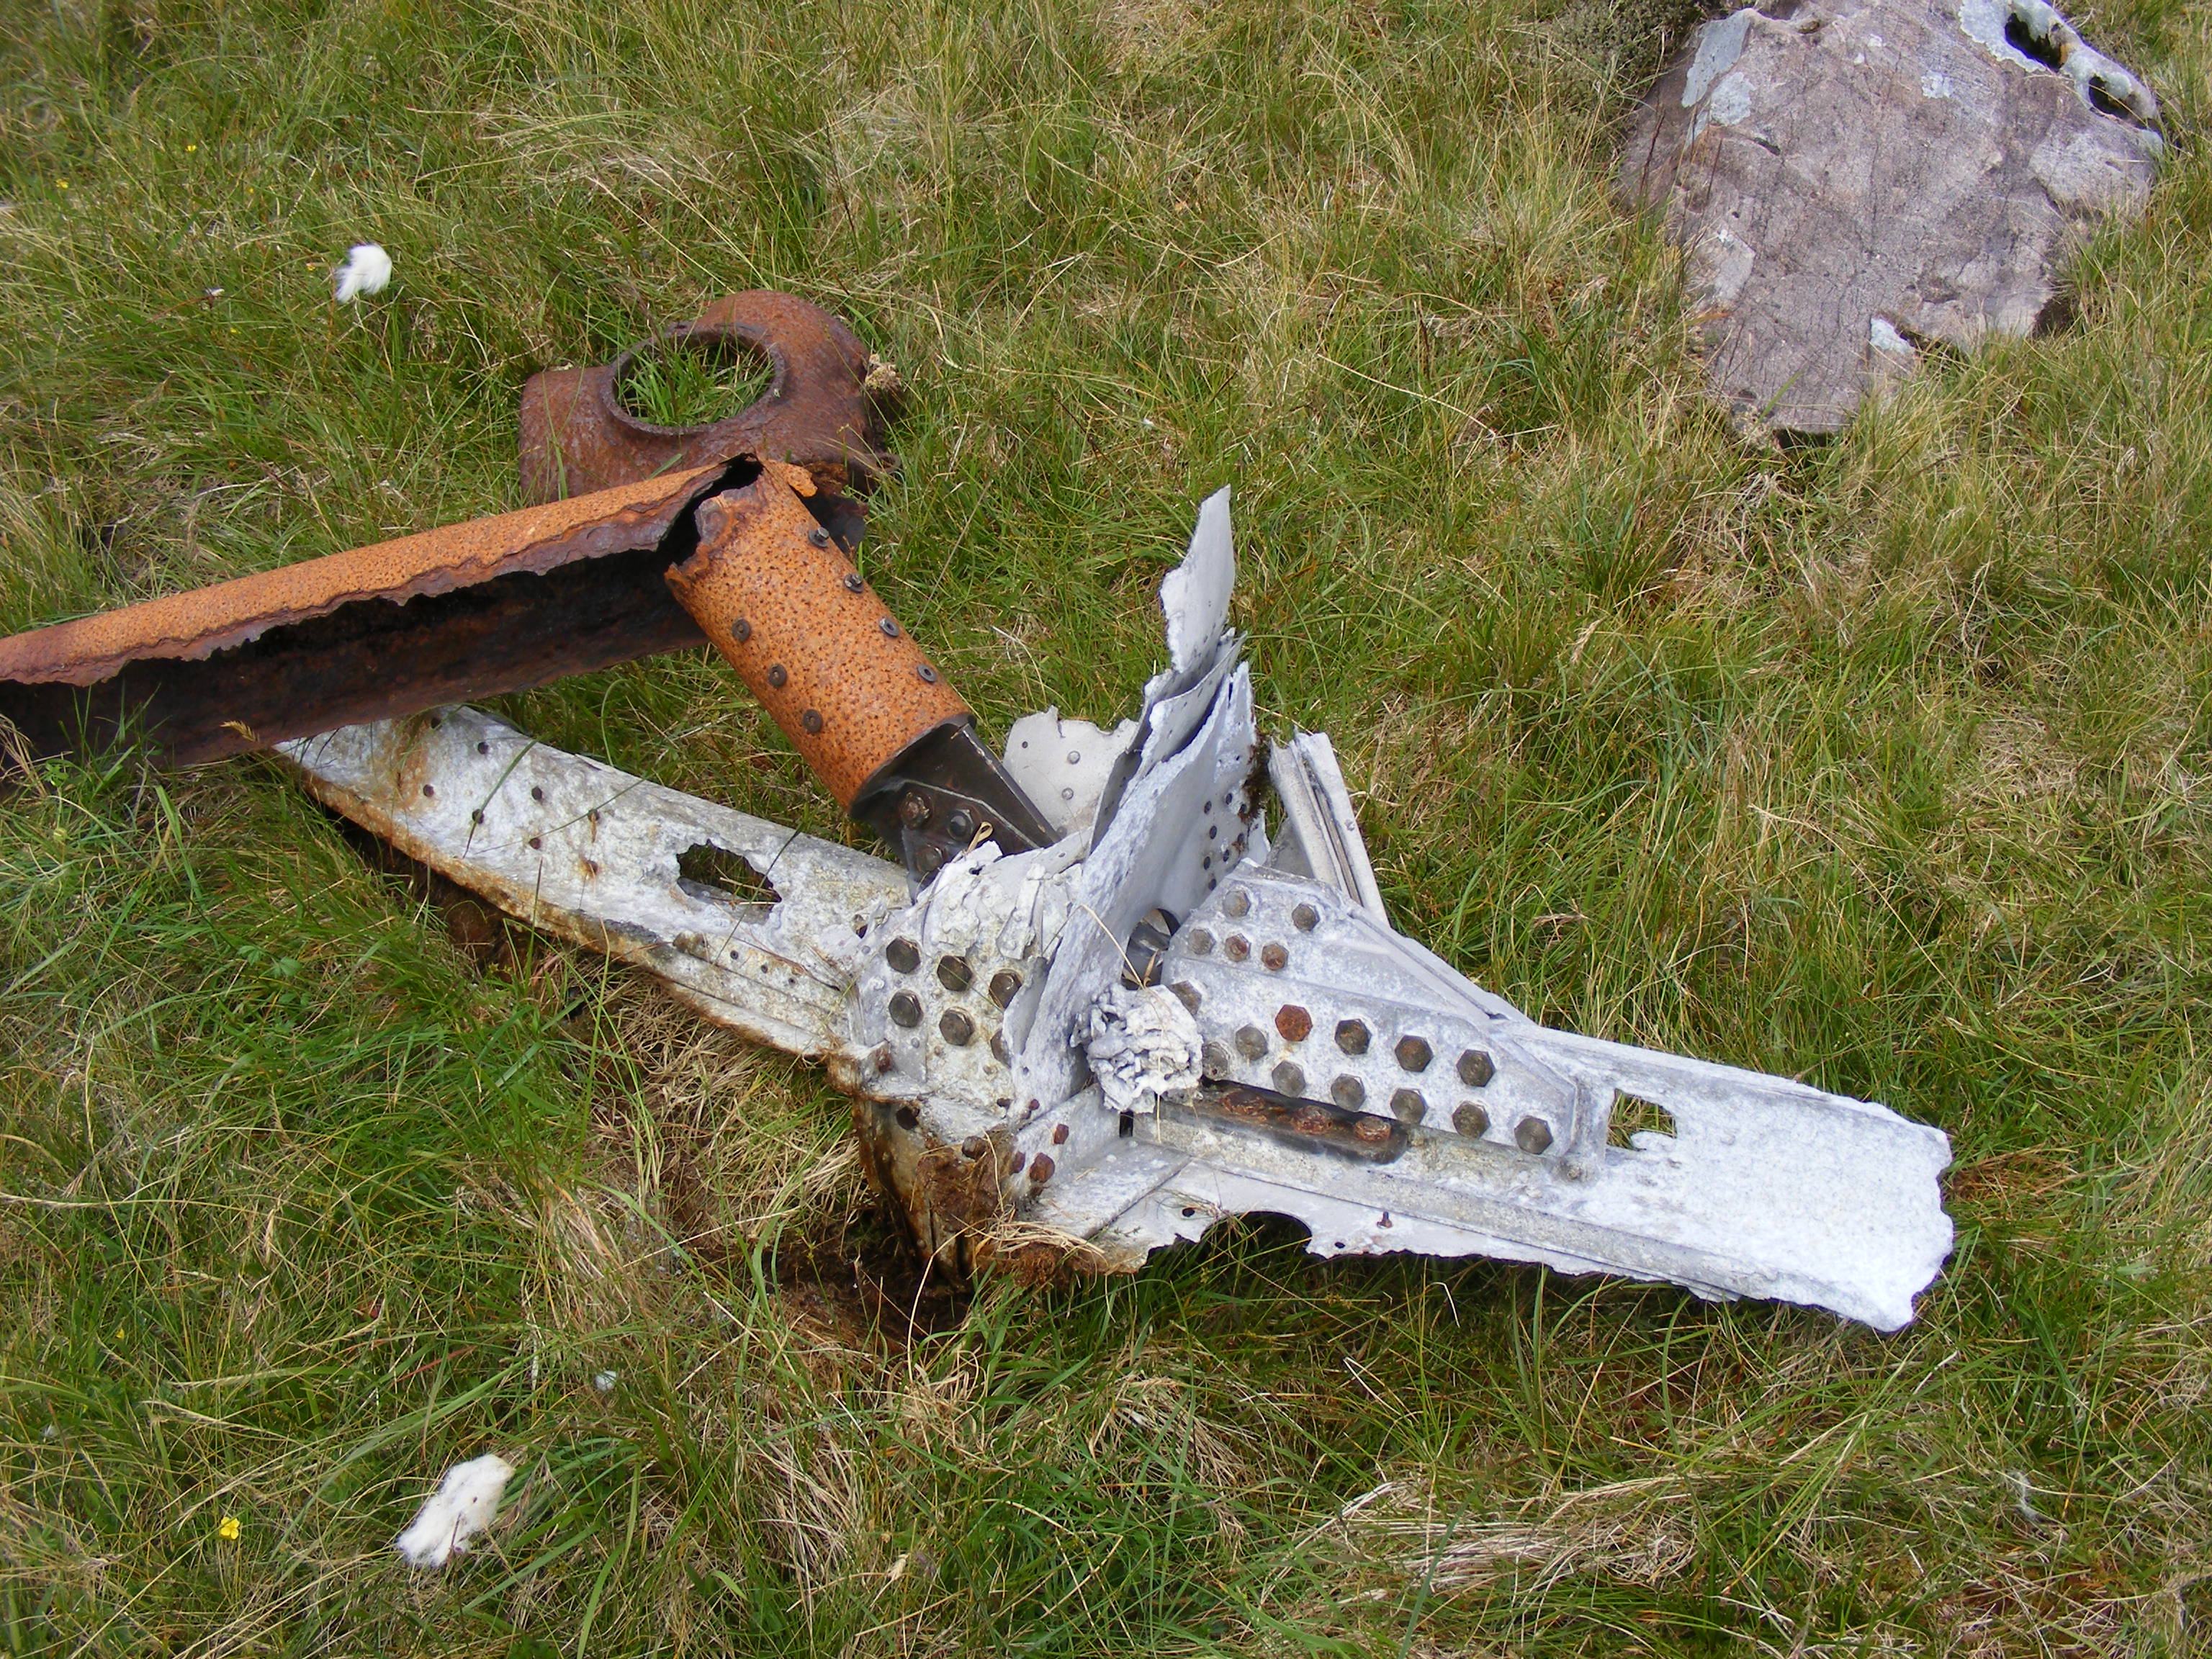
[1514,1115,1554,1154]
[1394,1035,1434,1073]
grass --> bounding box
[615,336,778,431]
[1,0,2210,1652]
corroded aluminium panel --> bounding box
[277,706,909,1058]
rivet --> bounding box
[1274,1004,1313,1043]
[1336,1020,1370,1054]
[918,665,939,683]
[1391,1088,1426,1124]
[1260,943,1289,971]
[872,1044,894,1074]
[1395,1035,1434,1073]
[842,571,865,593]
[767,664,788,688]
[937,956,973,992]
[421,783,435,797]
[1353,1115,1391,1144]
[898,792,931,830]
[1457,1049,1495,1087]
[1453,1102,1489,1138]
[1224,935,1250,962]
[1007,1152,1028,1177]
[961,1134,987,1158]
[987,968,1022,1007]
[809,526,832,549]
[1066,750,1082,765]
[1170,981,1202,1014]
[470,809,485,824]
[895,1105,920,1130]
[879,616,901,637]
[528,836,541,850]
[886,938,920,974]
[1291,904,1318,931]
[940,1008,976,1046]
[888,991,922,1028]
[583,858,599,876]
[989,1030,1010,1064]
[1030,1154,1056,1184]
[916,844,945,875]
[1187,929,1215,956]
[945,809,975,840]
[1051,1123,1069,1145]
[1515,1116,1554,1154]
[1201,1040,1231,1075]
[1234,1025,1269,1061]
[530,785,544,801]
[801,709,824,734]
[1224,889,1251,918]
[732,618,752,642]
[476,740,489,754]
[1331,1075,1366,1109]
[1272,1061,1306,1096]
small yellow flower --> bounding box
[217,1515,240,1541]
[55,180,68,191]
[112,1326,124,1343]
[186,143,197,153]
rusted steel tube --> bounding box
[666,461,969,809]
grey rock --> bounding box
[1624,0,2160,434]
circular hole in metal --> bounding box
[612,329,773,431]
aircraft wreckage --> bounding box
[0,295,1953,1329]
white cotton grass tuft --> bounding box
[331,243,393,302]
[393,1452,516,1569]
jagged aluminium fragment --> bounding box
[280,490,1953,1329]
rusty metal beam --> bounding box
[0,463,752,765]
[0,294,891,767]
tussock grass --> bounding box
[3,0,2211,1651]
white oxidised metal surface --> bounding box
[278,710,909,1057]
